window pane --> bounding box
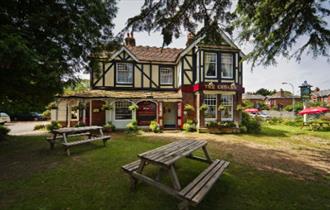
[160,67,173,85]
[204,94,217,119]
[117,63,133,83]
[220,95,233,121]
[205,52,217,77]
[115,101,132,120]
[221,54,233,78]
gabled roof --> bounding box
[126,46,183,63]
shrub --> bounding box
[34,124,46,130]
[240,112,261,134]
[128,103,139,111]
[206,121,217,128]
[46,121,62,132]
[0,125,10,140]
[183,120,196,132]
[199,104,208,112]
[42,110,51,119]
[127,120,138,132]
[149,120,161,133]
[266,117,283,125]
[103,121,116,132]
[218,121,236,128]
[184,104,195,112]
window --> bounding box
[220,95,233,121]
[204,94,217,119]
[115,101,132,120]
[221,53,233,79]
[160,66,174,85]
[116,63,133,84]
[205,52,217,78]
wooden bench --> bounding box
[63,135,111,156]
[122,160,141,173]
[178,159,230,210]
[46,132,91,149]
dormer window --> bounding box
[205,52,217,78]
[116,63,133,84]
[221,53,233,79]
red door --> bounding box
[137,101,157,126]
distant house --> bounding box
[266,89,301,110]
[311,89,330,105]
[242,93,266,108]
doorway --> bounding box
[163,102,177,128]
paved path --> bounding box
[6,121,49,136]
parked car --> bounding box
[12,112,45,121]
[248,111,270,120]
[0,112,11,124]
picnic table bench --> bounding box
[47,126,111,156]
[122,140,229,210]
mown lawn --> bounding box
[0,125,330,210]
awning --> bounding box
[58,89,182,101]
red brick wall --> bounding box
[182,92,196,122]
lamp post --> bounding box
[282,82,295,118]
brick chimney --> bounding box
[125,32,136,47]
[279,88,285,97]
[186,32,194,46]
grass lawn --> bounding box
[0,124,329,210]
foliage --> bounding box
[42,110,51,120]
[149,120,161,133]
[46,102,58,110]
[235,0,330,67]
[0,125,10,140]
[236,104,243,111]
[124,0,234,46]
[241,112,261,134]
[206,121,218,128]
[0,1,118,113]
[183,120,196,132]
[199,104,208,112]
[128,103,139,111]
[33,124,46,131]
[242,100,254,109]
[255,88,276,96]
[46,121,62,132]
[284,102,304,112]
[102,102,113,111]
[126,1,330,67]
[257,102,269,110]
[218,121,236,128]
[184,104,195,112]
[103,121,116,132]
[127,120,138,132]
[63,80,90,95]
[218,105,225,111]
[266,117,284,125]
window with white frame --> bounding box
[221,53,233,79]
[116,63,133,84]
[220,95,233,121]
[115,101,132,120]
[160,66,173,85]
[203,94,217,119]
[204,52,217,78]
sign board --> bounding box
[204,82,238,91]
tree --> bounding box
[0,0,117,113]
[125,0,330,65]
[255,88,273,96]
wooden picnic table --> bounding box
[48,126,111,156]
[122,140,229,210]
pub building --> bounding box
[51,30,245,130]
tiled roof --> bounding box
[312,89,330,97]
[242,94,265,100]
[60,90,182,100]
[126,46,183,63]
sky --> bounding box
[85,0,330,94]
